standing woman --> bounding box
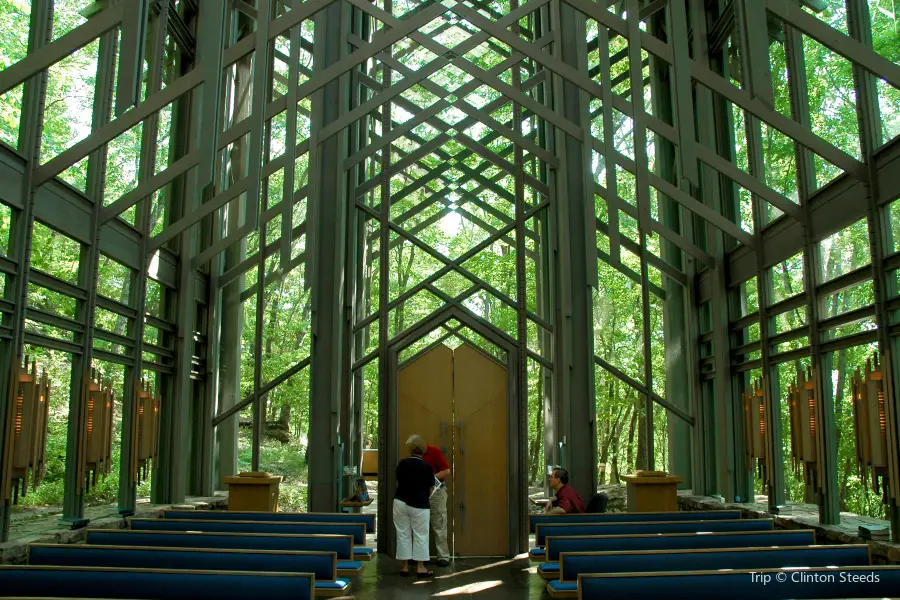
[394,434,436,578]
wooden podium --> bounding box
[622,471,683,512]
[361,449,378,481]
[223,471,282,512]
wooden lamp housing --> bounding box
[135,378,160,483]
[851,353,888,494]
[742,377,767,478]
[787,366,819,487]
[82,369,114,489]
[7,357,51,503]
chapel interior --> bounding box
[0,0,900,598]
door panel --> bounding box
[396,342,508,557]
[452,344,508,557]
[397,344,454,555]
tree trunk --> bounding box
[636,402,647,471]
[610,406,629,484]
[529,419,542,484]
[626,395,638,470]
[598,421,609,485]
[529,370,544,484]
[295,402,306,445]
[597,379,619,485]
[840,454,852,511]
[278,401,291,427]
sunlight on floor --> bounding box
[433,557,523,580]
[431,580,504,596]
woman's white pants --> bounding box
[393,498,430,561]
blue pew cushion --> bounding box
[538,563,560,573]
[337,561,364,571]
[529,548,546,560]
[537,562,560,580]
[355,547,375,560]
[547,580,577,593]
[317,579,351,590]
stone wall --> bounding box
[0,494,228,565]
[677,492,900,565]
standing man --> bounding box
[409,434,451,566]
[545,467,586,514]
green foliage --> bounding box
[0,0,898,522]
[238,430,308,512]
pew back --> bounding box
[129,518,367,545]
[529,510,741,533]
[560,545,871,582]
[545,529,816,561]
[86,529,354,559]
[0,565,314,600]
[164,510,375,533]
[536,518,772,546]
[577,565,900,600]
[28,544,337,582]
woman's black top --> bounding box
[395,456,434,509]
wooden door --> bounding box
[452,344,508,556]
[397,344,455,555]
[397,342,508,557]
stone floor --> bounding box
[344,554,548,600]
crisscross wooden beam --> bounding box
[266,0,450,119]
[353,198,549,329]
[766,0,900,91]
[0,3,126,95]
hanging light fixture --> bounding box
[742,377,767,480]
[82,369,115,490]
[852,353,889,498]
[134,378,161,483]
[787,365,819,490]
[7,357,51,503]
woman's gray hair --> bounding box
[406,434,426,455]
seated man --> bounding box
[545,467,585,514]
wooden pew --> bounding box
[28,544,349,598]
[86,529,363,577]
[577,565,900,600]
[528,510,742,534]
[544,545,870,598]
[0,565,315,600]
[164,510,375,533]
[129,518,373,560]
[533,518,772,548]
[536,529,816,566]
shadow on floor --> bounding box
[340,554,549,599]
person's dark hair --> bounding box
[551,467,569,485]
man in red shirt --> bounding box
[545,467,585,514]
[411,435,451,566]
